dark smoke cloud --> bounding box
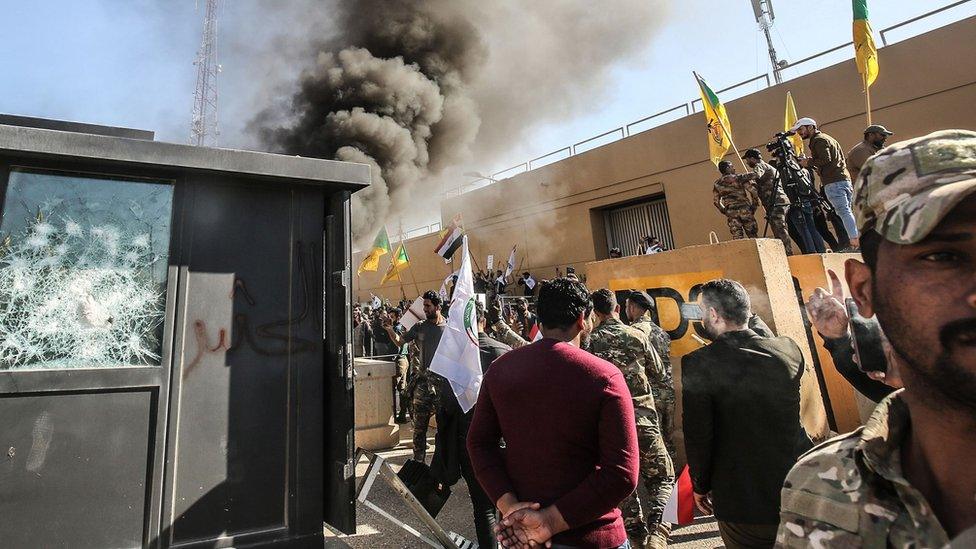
[253,0,671,244]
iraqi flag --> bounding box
[527,323,542,342]
[663,465,695,525]
[434,214,464,260]
[430,236,483,413]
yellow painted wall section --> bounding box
[585,239,830,468]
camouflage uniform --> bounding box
[777,131,976,548]
[751,160,794,255]
[491,319,528,349]
[713,172,760,239]
[631,312,676,463]
[405,340,440,462]
[588,317,674,549]
[777,392,952,548]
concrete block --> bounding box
[788,253,873,433]
[354,358,400,451]
[586,238,831,469]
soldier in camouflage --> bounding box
[625,290,677,463]
[778,130,976,547]
[743,148,794,255]
[713,160,761,240]
[383,290,446,462]
[588,289,674,549]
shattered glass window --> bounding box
[0,169,174,370]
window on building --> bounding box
[603,196,674,256]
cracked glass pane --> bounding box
[0,169,174,370]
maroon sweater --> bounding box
[467,338,639,548]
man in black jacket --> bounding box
[682,279,810,549]
[431,301,510,549]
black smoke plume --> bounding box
[254,0,671,244]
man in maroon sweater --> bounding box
[468,278,640,548]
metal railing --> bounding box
[442,0,972,200]
[881,0,972,45]
[690,74,771,113]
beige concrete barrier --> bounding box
[585,238,831,469]
[354,358,400,451]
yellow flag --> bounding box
[357,225,391,274]
[380,243,410,284]
[853,0,879,88]
[695,72,733,165]
[785,92,805,155]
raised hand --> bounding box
[806,269,850,339]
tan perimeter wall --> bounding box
[356,16,976,302]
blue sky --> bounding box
[1,1,973,176]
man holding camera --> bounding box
[777,130,976,547]
[793,117,860,251]
[743,148,794,255]
[713,160,761,240]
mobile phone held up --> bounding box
[845,298,888,374]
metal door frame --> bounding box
[0,156,186,547]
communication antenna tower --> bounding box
[190,0,221,147]
[751,0,787,84]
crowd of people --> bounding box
[364,130,976,548]
[713,118,896,256]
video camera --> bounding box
[764,131,834,217]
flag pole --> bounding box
[714,117,749,172]
[863,73,873,126]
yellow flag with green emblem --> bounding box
[853,0,879,88]
[381,243,410,284]
[357,225,391,274]
[694,72,733,166]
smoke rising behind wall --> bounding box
[254,1,671,245]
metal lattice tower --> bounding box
[750,0,786,84]
[190,0,220,147]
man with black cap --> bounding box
[626,290,676,462]
[713,160,761,240]
[847,124,894,184]
[743,148,794,255]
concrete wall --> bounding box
[355,17,976,301]
[585,239,831,468]
[436,15,976,285]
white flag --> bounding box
[504,245,517,279]
[487,254,494,272]
[430,236,483,413]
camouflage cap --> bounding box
[854,129,976,244]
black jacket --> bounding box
[431,333,511,485]
[682,329,811,524]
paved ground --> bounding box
[326,427,723,548]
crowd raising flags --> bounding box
[357,225,391,274]
[853,0,880,124]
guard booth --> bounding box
[0,119,369,548]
